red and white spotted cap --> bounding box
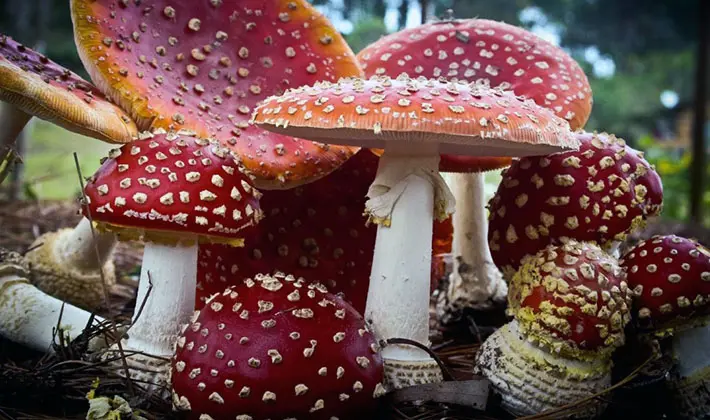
[83,129,264,246]
[172,272,386,420]
[357,18,593,172]
[488,131,663,279]
[621,235,710,330]
[70,0,363,188]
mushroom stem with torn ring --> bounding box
[252,75,580,389]
[437,172,507,324]
[366,141,450,378]
[25,217,118,311]
[82,130,263,389]
[0,247,107,352]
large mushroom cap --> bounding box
[196,149,455,311]
[358,19,592,131]
[71,0,362,188]
[488,131,663,278]
[509,239,632,359]
[0,34,136,143]
[253,75,579,157]
[83,129,263,246]
[357,19,592,173]
[172,273,385,420]
[196,150,379,312]
[621,235,710,331]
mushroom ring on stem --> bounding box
[488,131,664,280]
[357,18,594,320]
[70,0,363,189]
[172,272,386,420]
[83,128,264,388]
[476,240,633,417]
[252,74,580,388]
[621,235,710,419]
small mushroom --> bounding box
[171,272,386,420]
[0,247,107,352]
[488,131,663,279]
[620,235,710,419]
[253,74,579,388]
[83,129,263,386]
[70,0,362,188]
[475,239,633,416]
[357,18,594,320]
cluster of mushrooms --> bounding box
[0,1,709,419]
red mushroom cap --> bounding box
[84,129,263,246]
[509,239,632,359]
[0,34,136,143]
[357,19,592,172]
[196,149,453,311]
[71,0,362,188]
[620,235,710,331]
[196,150,378,312]
[172,272,386,420]
[488,131,663,279]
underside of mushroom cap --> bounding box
[620,235,710,332]
[253,75,580,158]
[508,240,633,361]
[70,0,362,188]
[83,129,263,246]
[474,319,611,418]
[488,131,663,278]
[357,18,593,173]
[24,228,117,311]
[172,272,386,420]
[0,34,136,143]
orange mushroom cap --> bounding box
[253,75,579,158]
[71,0,362,188]
[0,34,136,143]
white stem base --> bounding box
[0,274,104,352]
[125,241,197,357]
[438,173,507,322]
[58,218,117,270]
[671,324,710,419]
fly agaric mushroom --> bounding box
[253,74,579,388]
[0,34,136,158]
[475,239,632,416]
[620,235,710,419]
[83,129,263,384]
[197,149,454,313]
[357,18,594,320]
[172,272,386,420]
[0,34,138,312]
[488,131,663,280]
[70,0,363,189]
[0,247,109,352]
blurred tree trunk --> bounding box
[420,0,429,23]
[690,0,708,223]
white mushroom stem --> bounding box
[671,324,710,419]
[0,101,31,160]
[446,172,507,308]
[365,142,453,387]
[0,273,104,352]
[124,241,197,357]
[54,218,117,271]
